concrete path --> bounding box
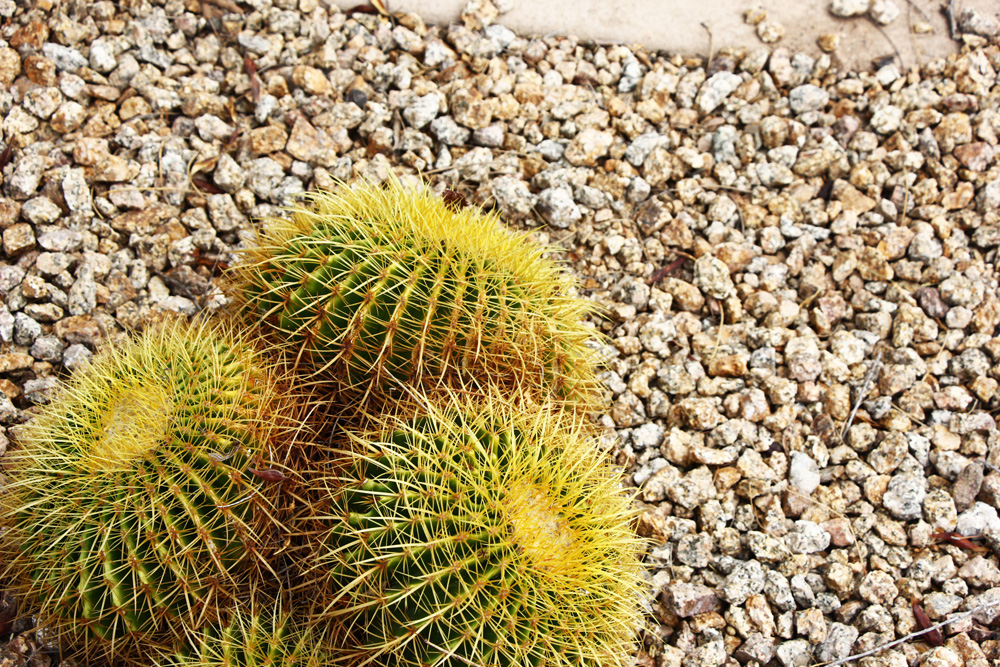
[331,0,998,70]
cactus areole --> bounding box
[314,394,644,667]
[0,319,288,658]
[231,179,602,406]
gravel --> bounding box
[1,0,1000,665]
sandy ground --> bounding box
[330,0,999,70]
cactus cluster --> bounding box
[303,390,644,667]
[0,319,293,659]
[230,178,603,407]
[0,178,644,667]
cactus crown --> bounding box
[0,318,294,659]
[306,388,644,667]
[230,178,604,408]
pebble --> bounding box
[829,0,870,17]
[538,186,581,229]
[41,43,86,71]
[868,0,900,24]
[789,452,821,495]
[665,582,721,617]
[402,94,440,129]
[956,503,1000,536]
[718,560,767,605]
[3,224,36,257]
[696,72,742,114]
[62,343,92,371]
[958,8,999,36]
[882,473,926,520]
[788,85,829,113]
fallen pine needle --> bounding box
[840,349,882,442]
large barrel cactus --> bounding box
[301,388,644,667]
[0,318,298,660]
[229,178,604,408]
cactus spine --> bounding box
[230,178,604,407]
[303,388,644,667]
[0,318,296,660]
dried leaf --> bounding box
[244,56,260,102]
[912,600,943,646]
[931,531,988,551]
[0,143,12,171]
[441,189,468,211]
[346,3,381,16]
[247,467,286,483]
[647,257,687,285]
[191,176,223,195]
[190,156,218,176]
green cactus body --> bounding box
[231,179,603,407]
[307,390,644,667]
[0,319,292,659]
[160,591,331,667]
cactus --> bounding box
[160,589,332,667]
[229,178,604,407]
[302,388,644,667]
[0,318,299,660]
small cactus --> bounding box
[302,387,644,667]
[0,318,300,660]
[160,589,332,667]
[230,178,604,407]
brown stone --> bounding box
[0,199,21,230]
[0,353,33,374]
[285,118,351,167]
[713,242,756,272]
[110,203,180,234]
[50,102,88,134]
[564,128,614,167]
[708,354,748,378]
[0,48,20,88]
[954,142,994,171]
[10,21,49,50]
[23,55,57,86]
[249,125,288,155]
[119,96,152,121]
[181,92,227,117]
[291,65,332,96]
[832,179,876,214]
[450,86,493,130]
[663,582,721,618]
[0,378,20,399]
[53,315,106,346]
[94,155,139,182]
[2,223,36,257]
[73,137,110,166]
[942,181,976,210]
[856,246,893,281]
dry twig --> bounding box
[841,349,883,441]
[943,0,959,40]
